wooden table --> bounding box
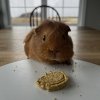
[0,26,100,66]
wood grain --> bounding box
[0,26,100,66]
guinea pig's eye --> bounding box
[43,35,46,41]
[62,35,66,40]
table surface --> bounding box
[0,26,100,66]
[0,59,100,100]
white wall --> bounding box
[85,0,100,30]
[79,0,100,30]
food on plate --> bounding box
[36,71,69,91]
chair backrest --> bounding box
[30,5,61,27]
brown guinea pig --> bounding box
[24,20,74,64]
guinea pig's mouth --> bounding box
[40,51,70,63]
[46,58,67,62]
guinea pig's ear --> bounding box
[24,29,36,43]
[60,22,71,33]
[66,25,71,32]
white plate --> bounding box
[0,59,100,100]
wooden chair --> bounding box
[30,5,61,27]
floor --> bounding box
[0,26,100,66]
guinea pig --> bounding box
[24,20,74,64]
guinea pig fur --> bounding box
[24,20,74,64]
